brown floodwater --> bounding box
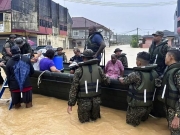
[0,45,169,135]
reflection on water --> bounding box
[0,45,169,135]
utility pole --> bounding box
[109,28,111,47]
[85,18,87,47]
[137,28,139,46]
[116,33,118,44]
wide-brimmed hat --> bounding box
[114,48,122,53]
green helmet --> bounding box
[82,49,94,58]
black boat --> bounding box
[30,63,165,117]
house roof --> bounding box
[72,17,110,31]
[143,35,153,38]
[0,0,11,11]
[163,30,175,37]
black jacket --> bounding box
[6,54,34,91]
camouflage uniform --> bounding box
[68,66,110,123]
[149,41,169,75]
[123,71,153,126]
[117,53,128,67]
[2,41,15,62]
[166,72,180,135]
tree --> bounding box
[130,35,139,48]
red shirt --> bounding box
[12,86,32,93]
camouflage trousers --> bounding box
[126,106,152,127]
[77,97,101,123]
[167,108,180,135]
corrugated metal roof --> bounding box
[0,0,11,11]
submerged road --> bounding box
[0,45,169,135]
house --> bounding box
[174,0,180,45]
[72,17,112,48]
[140,30,175,48]
[0,0,72,49]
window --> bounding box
[178,21,180,27]
[73,30,79,36]
[0,13,3,21]
[60,25,63,30]
[64,26,67,31]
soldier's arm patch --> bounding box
[123,72,141,85]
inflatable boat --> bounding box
[30,63,166,117]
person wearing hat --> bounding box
[119,51,158,127]
[67,49,110,123]
[6,46,34,109]
[114,48,128,67]
[55,47,67,63]
[149,31,169,76]
[2,34,16,62]
[15,37,32,57]
[149,31,169,118]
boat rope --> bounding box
[37,70,48,88]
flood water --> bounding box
[0,45,169,135]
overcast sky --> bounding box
[53,0,177,35]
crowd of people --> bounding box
[0,28,180,135]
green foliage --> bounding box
[130,35,139,48]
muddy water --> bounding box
[0,45,169,135]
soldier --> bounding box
[85,26,106,64]
[55,47,67,63]
[2,34,16,62]
[114,48,128,67]
[119,51,158,126]
[15,37,32,57]
[67,49,110,123]
[149,31,169,76]
[157,49,180,135]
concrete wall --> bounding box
[37,35,68,48]
[142,37,174,48]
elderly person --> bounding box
[69,47,83,74]
[39,49,60,72]
[69,47,83,64]
[105,54,124,79]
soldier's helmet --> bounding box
[9,34,16,39]
[15,37,25,47]
[82,49,94,58]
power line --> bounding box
[64,0,176,7]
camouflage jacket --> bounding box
[174,72,180,116]
[68,66,110,106]
[117,53,128,68]
[123,71,141,89]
